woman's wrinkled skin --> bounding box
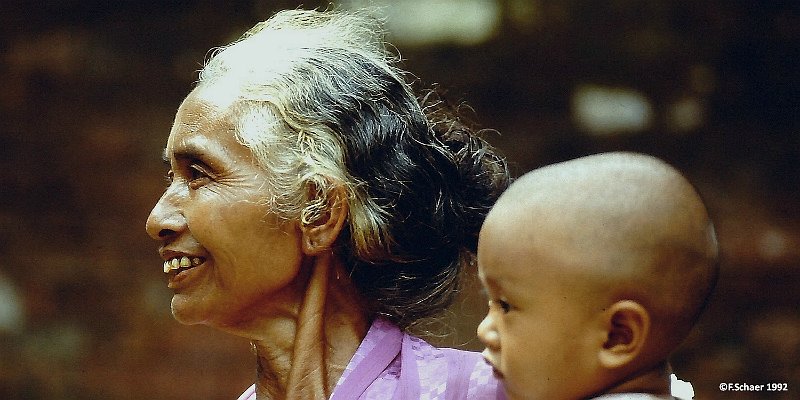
[146,87,368,398]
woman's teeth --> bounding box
[163,256,203,273]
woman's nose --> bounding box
[145,190,185,241]
[477,313,500,350]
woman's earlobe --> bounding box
[598,300,650,370]
[300,183,349,256]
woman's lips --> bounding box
[163,256,206,289]
[163,256,204,273]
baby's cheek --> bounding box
[506,338,541,381]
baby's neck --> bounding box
[602,361,672,397]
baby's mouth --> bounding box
[483,357,504,379]
[163,256,205,274]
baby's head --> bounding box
[477,152,718,400]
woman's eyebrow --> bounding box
[166,142,211,162]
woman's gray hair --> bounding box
[199,9,396,259]
[196,9,509,330]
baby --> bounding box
[476,152,718,400]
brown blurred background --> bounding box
[0,1,797,399]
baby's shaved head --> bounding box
[485,152,718,352]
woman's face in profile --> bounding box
[146,87,305,327]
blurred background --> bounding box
[1,1,797,399]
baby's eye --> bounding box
[497,299,511,313]
[490,299,511,313]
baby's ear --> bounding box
[597,300,650,370]
[299,181,349,256]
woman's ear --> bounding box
[300,181,349,256]
[598,300,650,370]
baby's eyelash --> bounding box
[497,299,511,313]
[480,285,512,313]
[489,299,511,313]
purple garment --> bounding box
[591,395,676,399]
[236,318,504,399]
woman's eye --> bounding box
[187,164,212,189]
[164,170,174,185]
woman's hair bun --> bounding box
[426,96,511,253]
[342,90,509,330]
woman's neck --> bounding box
[248,253,369,399]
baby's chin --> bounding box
[501,385,528,400]
[491,366,505,380]
[501,379,546,400]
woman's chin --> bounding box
[170,296,205,325]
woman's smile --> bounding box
[165,256,208,290]
[162,255,204,273]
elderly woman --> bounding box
[145,8,509,400]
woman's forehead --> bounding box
[179,86,238,119]
[163,96,246,166]
[168,90,235,145]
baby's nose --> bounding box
[477,315,500,349]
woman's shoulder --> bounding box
[401,333,503,399]
[234,384,256,400]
